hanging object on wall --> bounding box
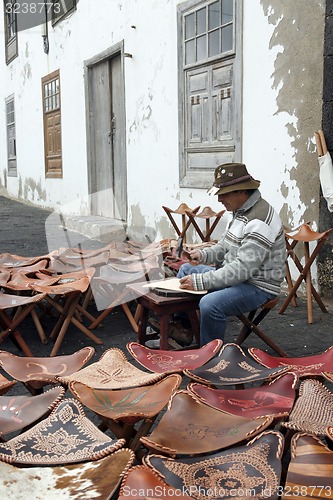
[315,129,333,212]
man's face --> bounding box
[217,190,249,211]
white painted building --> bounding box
[0,0,326,251]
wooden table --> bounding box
[127,282,201,350]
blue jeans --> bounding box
[177,263,275,346]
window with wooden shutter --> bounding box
[42,70,63,178]
[6,95,17,177]
[52,0,76,25]
[3,0,18,64]
[178,0,242,188]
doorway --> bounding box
[85,43,127,220]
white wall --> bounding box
[0,0,325,245]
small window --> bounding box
[52,0,76,25]
[42,70,62,178]
[6,95,17,177]
[3,0,18,64]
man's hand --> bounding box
[181,249,201,266]
[179,275,195,290]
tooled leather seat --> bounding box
[127,339,222,373]
[184,343,289,387]
[59,347,166,389]
[0,398,125,465]
[140,390,273,456]
[69,374,182,452]
[144,430,284,500]
[249,345,333,379]
[0,346,95,394]
[187,372,297,420]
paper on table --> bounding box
[143,277,207,295]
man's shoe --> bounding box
[145,338,184,350]
[169,320,193,347]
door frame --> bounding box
[84,41,127,220]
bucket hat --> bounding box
[208,163,260,195]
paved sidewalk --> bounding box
[0,194,332,360]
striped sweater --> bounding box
[191,190,286,295]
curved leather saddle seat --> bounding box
[191,206,224,219]
[127,339,222,373]
[59,348,166,389]
[140,390,273,456]
[249,346,333,378]
[144,430,284,500]
[0,398,125,465]
[184,343,289,387]
[0,253,49,268]
[0,291,47,311]
[0,386,64,436]
[4,271,59,291]
[69,374,182,423]
[282,379,333,435]
[119,465,194,500]
[0,373,16,395]
[9,259,49,274]
[94,267,146,285]
[283,433,333,497]
[31,267,95,294]
[0,346,95,391]
[0,448,134,499]
[163,203,200,215]
[285,223,332,242]
[50,249,110,272]
[187,372,297,419]
[108,254,162,274]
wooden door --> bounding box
[87,52,127,220]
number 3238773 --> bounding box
[279,485,332,497]
[5,2,61,14]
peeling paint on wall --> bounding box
[260,0,325,228]
[23,177,47,202]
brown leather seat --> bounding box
[249,345,333,378]
[144,430,284,499]
[184,343,289,387]
[126,339,222,373]
[187,372,297,420]
[0,398,125,465]
[0,386,64,437]
[0,448,135,499]
[69,374,182,452]
[119,465,194,499]
[0,346,95,394]
[59,347,166,389]
[282,433,333,498]
[140,390,273,456]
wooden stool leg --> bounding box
[304,241,313,324]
